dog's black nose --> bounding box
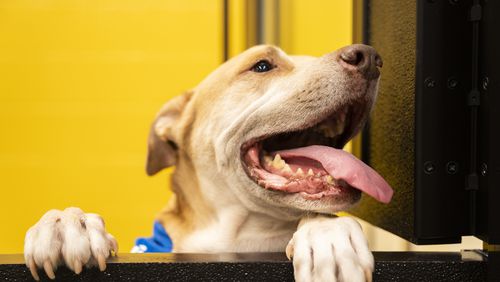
[339,44,382,79]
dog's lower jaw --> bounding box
[214,151,313,220]
[159,155,302,253]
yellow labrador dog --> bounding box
[24,45,393,282]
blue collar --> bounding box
[132,221,173,253]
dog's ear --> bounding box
[146,91,193,176]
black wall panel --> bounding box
[351,0,499,244]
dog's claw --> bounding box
[43,260,55,280]
[73,259,82,274]
[97,254,107,271]
[28,258,40,281]
[285,241,294,260]
[107,233,119,255]
[365,268,373,282]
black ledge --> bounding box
[0,251,490,282]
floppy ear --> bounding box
[146,91,193,176]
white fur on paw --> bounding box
[24,207,118,281]
[286,216,374,282]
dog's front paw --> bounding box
[24,207,118,281]
[286,216,373,282]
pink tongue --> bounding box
[274,145,393,203]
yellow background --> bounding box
[0,0,351,253]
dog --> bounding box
[24,44,393,282]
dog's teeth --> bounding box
[307,169,314,176]
[296,168,304,176]
[274,154,282,162]
[272,154,285,169]
[282,164,292,173]
[326,175,334,185]
[264,156,272,165]
[316,172,322,178]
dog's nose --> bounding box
[339,44,382,79]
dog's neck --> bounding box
[157,152,299,252]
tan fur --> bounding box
[148,45,379,252]
[25,44,381,281]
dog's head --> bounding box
[147,45,393,217]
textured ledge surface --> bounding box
[0,251,487,281]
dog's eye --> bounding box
[251,60,274,73]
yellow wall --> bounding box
[0,0,352,254]
[280,0,352,56]
[280,0,353,151]
[227,0,352,58]
[0,0,222,253]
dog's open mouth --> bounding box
[242,106,393,203]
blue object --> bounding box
[132,221,173,253]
